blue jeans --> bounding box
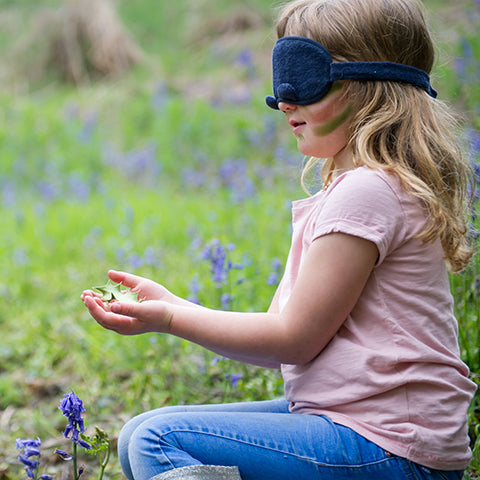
[118,399,464,480]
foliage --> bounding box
[0,0,479,479]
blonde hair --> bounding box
[275,0,474,273]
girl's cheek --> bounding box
[314,104,352,137]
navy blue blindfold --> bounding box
[266,36,437,110]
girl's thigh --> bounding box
[119,398,291,449]
[125,402,456,480]
[118,399,290,479]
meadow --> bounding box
[0,0,479,478]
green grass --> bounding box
[0,0,479,479]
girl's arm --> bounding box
[82,233,377,367]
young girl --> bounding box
[82,0,477,479]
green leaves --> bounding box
[81,426,111,480]
[92,279,139,304]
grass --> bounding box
[0,0,479,479]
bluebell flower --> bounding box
[225,373,243,388]
[151,81,170,110]
[16,438,53,480]
[58,391,91,450]
[221,293,232,310]
[211,356,224,366]
[218,158,257,203]
[78,110,97,143]
[128,252,143,270]
[55,449,74,460]
[267,258,283,286]
[2,180,16,207]
[187,274,202,305]
[68,173,91,202]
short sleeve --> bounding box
[311,168,407,265]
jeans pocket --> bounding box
[434,471,464,480]
[414,464,464,480]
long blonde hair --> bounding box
[276,0,474,273]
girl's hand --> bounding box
[81,270,191,336]
[82,269,172,302]
[81,270,198,309]
[82,295,174,335]
[110,269,176,301]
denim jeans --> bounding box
[118,399,464,480]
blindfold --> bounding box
[266,36,437,110]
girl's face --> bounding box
[278,83,352,166]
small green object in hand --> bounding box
[93,279,139,304]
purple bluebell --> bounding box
[143,246,161,267]
[54,449,74,460]
[78,110,97,143]
[68,173,91,202]
[221,293,232,310]
[187,274,202,305]
[2,181,16,207]
[58,391,91,450]
[128,252,143,270]
[234,48,256,78]
[267,258,283,286]
[102,142,160,185]
[218,158,257,203]
[225,373,243,388]
[211,356,223,366]
[151,81,170,110]
[16,438,53,480]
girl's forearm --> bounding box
[168,305,296,368]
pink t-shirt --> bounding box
[278,166,476,470]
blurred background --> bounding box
[0,0,479,479]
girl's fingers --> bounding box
[84,296,134,329]
[108,270,144,289]
[81,290,102,301]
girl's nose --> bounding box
[278,101,297,112]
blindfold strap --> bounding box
[330,61,437,98]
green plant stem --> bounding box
[73,442,78,480]
[97,442,110,480]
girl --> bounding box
[82,0,477,479]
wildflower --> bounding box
[58,391,91,450]
[78,110,97,143]
[267,258,283,286]
[151,81,170,109]
[127,252,143,270]
[211,356,224,366]
[474,276,480,296]
[54,449,74,460]
[201,239,244,287]
[218,158,257,202]
[221,293,232,310]
[16,438,52,480]
[225,373,243,388]
[187,274,202,305]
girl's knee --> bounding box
[118,406,184,453]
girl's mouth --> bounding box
[291,121,306,135]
